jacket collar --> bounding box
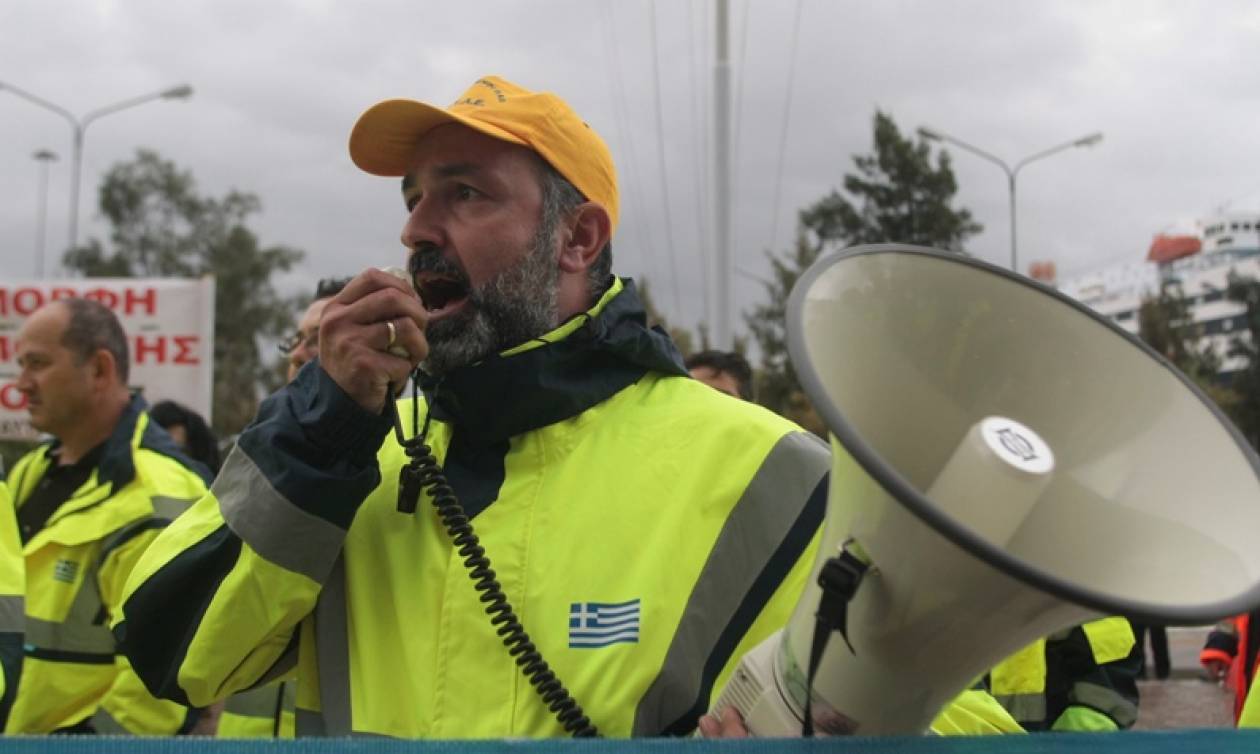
[42,392,148,492]
[417,277,687,449]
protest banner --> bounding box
[0,277,215,441]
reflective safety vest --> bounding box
[119,278,1021,738]
[0,481,23,729]
[990,617,1139,731]
[1240,671,1260,728]
[5,397,208,734]
[217,680,296,738]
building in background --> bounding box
[1052,210,1260,377]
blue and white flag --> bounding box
[569,599,640,648]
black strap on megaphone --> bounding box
[802,545,869,737]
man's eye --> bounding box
[456,185,480,201]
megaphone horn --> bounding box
[714,244,1260,736]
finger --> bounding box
[696,715,719,738]
[334,267,417,306]
[385,316,428,365]
[331,285,427,328]
[717,707,748,738]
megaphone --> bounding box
[714,244,1260,735]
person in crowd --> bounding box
[988,617,1141,732]
[6,298,210,734]
[149,401,221,475]
[0,481,22,731]
[686,350,754,401]
[116,75,1017,738]
[283,277,351,382]
[1201,611,1260,723]
[1130,620,1170,680]
[209,285,354,738]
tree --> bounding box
[1224,273,1260,449]
[746,111,982,425]
[63,149,304,435]
[636,278,710,359]
[1137,280,1221,385]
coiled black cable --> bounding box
[390,379,600,738]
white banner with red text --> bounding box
[0,277,215,441]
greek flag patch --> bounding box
[569,599,640,648]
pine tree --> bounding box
[746,111,982,426]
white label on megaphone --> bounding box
[927,416,1054,547]
[978,416,1054,475]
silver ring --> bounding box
[385,320,397,349]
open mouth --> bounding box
[414,273,471,316]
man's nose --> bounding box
[400,196,445,251]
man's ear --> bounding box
[557,202,612,274]
[89,349,117,386]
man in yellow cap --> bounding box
[117,75,1016,738]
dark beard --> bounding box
[418,223,560,376]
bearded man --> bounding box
[116,76,1018,738]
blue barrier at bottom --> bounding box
[1,732,1259,754]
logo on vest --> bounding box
[53,559,79,584]
[569,599,640,649]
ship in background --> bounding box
[1044,210,1260,377]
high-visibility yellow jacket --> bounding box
[989,617,1139,731]
[118,278,1018,738]
[1240,668,1260,728]
[216,680,295,738]
[0,480,23,729]
[5,395,209,734]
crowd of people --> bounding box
[1,74,1258,739]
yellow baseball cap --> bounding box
[349,75,619,235]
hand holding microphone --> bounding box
[318,266,428,413]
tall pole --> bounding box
[33,149,58,278]
[918,127,1102,274]
[713,0,732,349]
[0,82,194,251]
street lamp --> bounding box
[0,81,194,251]
[917,126,1102,274]
[32,149,58,278]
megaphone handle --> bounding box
[802,548,869,736]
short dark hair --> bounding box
[536,158,614,301]
[315,277,350,300]
[59,298,130,383]
[685,350,754,401]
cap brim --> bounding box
[349,99,528,177]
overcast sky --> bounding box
[3,0,1259,338]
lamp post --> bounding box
[917,127,1102,274]
[32,149,58,278]
[0,82,194,250]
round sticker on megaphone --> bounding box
[978,416,1054,475]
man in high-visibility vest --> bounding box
[6,298,209,734]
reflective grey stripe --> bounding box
[225,683,285,718]
[993,692,1046,726]
[295,707,327,736]
[0,595,23,633]
[151,495,195,521]
[25,557,114,655]
[216,445,347,583]
[90,705,129,735]
[25,616,116,655]
[1070,681,1138,728]
[633,431,830,735]
[315,554,352,736]
[295,707,386,738]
